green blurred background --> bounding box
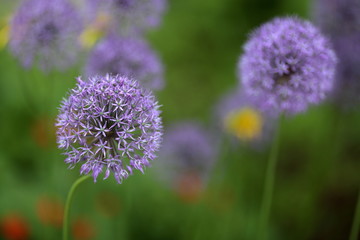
[1,0,360,239]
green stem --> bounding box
[63,175,91,240]
[349,187,360,240]
[258,115,283,240]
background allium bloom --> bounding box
[56,75,163,183]
[313,0,360,107]
[86,0,166,34]
[157,122,216,190]
[239,17,337,114]
[85,34,164,90]
[330,34,360,106]
[215,89,275,146]
[10,0,83,71]
[313,0,360,35]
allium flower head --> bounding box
[86,0,166,34]
[85,34,164,90]
[330,34,360,106]
[239,17,337,114]
[56,75,163,183]
[157,122,216,189]
[313,0,360,35]
[313,0,360,107]
[10,0,83,71]
[215,90,275,144]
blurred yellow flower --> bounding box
[225,107,263,141]
[79,13,110,49]
[0,16,10,49]
[79,28,103,49]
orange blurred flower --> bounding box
[36,195,64,228]
[72,217,96,240]
[1,214,30,240]
[176,171,204,203]
[30,117,56,149]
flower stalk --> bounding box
[349,187,360,240]
[258,115,283,240]
[63,175,91,240]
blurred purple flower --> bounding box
[239,17,337,114]
[331,34,360,107]
[157,122,216,188]
[85,0,166,34]
[10,0,83,71]
[85,34,164,90]
[313,0,360,35]
[56,75,163,183]
[313,0,360,108]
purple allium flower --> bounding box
[313,0,360,35]
[85,34,164,90]
[10,0,83,71]
[330,34,360,107]
[56,75,163,183]
[214,89,275,146]
[239,17,337,114]
[313,0,360,107]
[85,0,166,34]
[157,122,216,189]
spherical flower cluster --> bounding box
[85,34,164,90]
[331,34,360,106]
[10,0,83,71]
[215,89,275,145]
[86,0,166,34]
[157,122,216,189]
[313,0,360,107]
[56,75,163,183]
[239,17,337,114]
[313,0,360,36]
